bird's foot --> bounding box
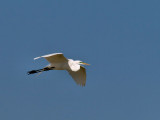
[27,70,40,75]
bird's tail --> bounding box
[27,67,55,75]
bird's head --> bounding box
[76,60,90,65]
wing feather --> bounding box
[34,53,68,64]
[67,66,86,86]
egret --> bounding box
[28,53,90,86]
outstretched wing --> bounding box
[67,66,86,86]
[34,53,68,64]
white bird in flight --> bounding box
[28,53,90,86]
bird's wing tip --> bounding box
[34,56,41,60]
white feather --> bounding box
[34,56,41,60]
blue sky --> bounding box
[0,0,160,120]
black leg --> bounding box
[27,67,55,75]
[27,70,40,75]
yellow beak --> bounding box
[82,62,90,65]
